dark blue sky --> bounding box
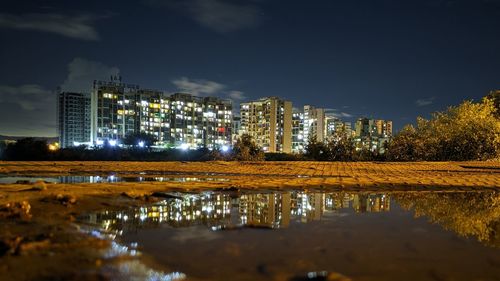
[1,0,499,136]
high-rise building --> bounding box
[90,80,232,148]
[57,92,91,148]
[325,116,352,139]
[201,96,232,149]
[231,116,241,144]
[355,117,377,138]
[354,117,392,152]
[303,105,326,143]
[291,109,305,153]
[240,97,292,153]
[91,80,141,143]
[375,119,393,138]
[138,89,171,144]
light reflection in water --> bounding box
[83,228,186,281]
[83,191,390,231]
[78,190,500,281]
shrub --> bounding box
[387,97,500,161]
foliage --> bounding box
[3,138,50,160]
[231,134,265,161]
[387,97,500,161]
[304,135,329,160]
[326,128,355,161]
[487,90,500,118]
[123,132,157,148]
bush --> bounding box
[387,97,500,161]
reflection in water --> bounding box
[79,190,500,281]
[82,191,391,231]
[85,191,390,230]
[80,190,500,248]
[396,192,500,247]
[84,228,186,281]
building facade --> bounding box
[240,97,292,153]
[291,110,305,153]
[57,92,91,148]
[90,80,232,149]
[303,105,326,143]
[354,117,393,152]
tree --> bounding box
[123,132,157,149]
[304,135,329,160]
[487,90,500,118]
[326,128,355,161]
[387,97,500,161]
[232,134,264,161]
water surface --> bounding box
[79,190,500,281]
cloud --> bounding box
[325,108,354,119]
[415,97,436,107]
[0,13,103,41]
[0,84,56,136]
[172,77,247,103]
[172,77,225,96]
[228,90,246,101]
[0,84,54,111]
[61,58,120,93]
[153,0,262,33]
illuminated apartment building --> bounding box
[57,92,91,148]
[90,80,232,148]
[202,96,232,149]
[138,89,171,144]
[303,105,326,143]
[325,116,352,139]
[169,94,232,149]
[291,110,305,153]
[375,119,393,137]
[354,117,392,152]
[91,80,141,143]
[240,97,292,153]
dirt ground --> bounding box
[0,161,498,281]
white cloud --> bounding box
[0,13,103,41]
[228,90,246,101]
[154,0,262,33]
[172,77,225,96]
[325,108,354,119]
[61,58,120,93]
[415,97,435,107]
[171,77,247,103]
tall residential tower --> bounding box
[240,97,292,153]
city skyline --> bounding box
[1,0,500,136]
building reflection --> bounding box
[83,191,391,231]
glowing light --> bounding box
[109,140,117,146]
[180,143,189,150]
[96,139,104,146]
[138,141,145,148]
[221,145,229,152]
[48,144,58,151]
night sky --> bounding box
[1,0,499,137]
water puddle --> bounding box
[78,190,500,281]
[0,175,229,184]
